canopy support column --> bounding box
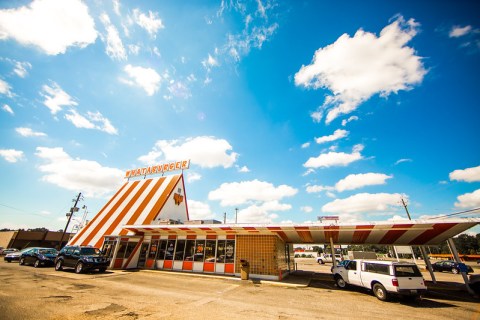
[447,238,473,294]
[419,246,436,284]
[329,237,337,268]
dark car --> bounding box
[4,248,34,262]
[431,260,474,274]
[54,245,110,274]
[19,247,58,268]
[469,274,480,295]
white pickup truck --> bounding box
[331,259,427,301]
[316,253,342,264]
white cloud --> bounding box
[237,200,287,223]
[138,136,238,169]
[40,82,77,114]
[449,25,472,38]
[454,189,480,208]
[315,129,349,144]
[0,149,25,163]
[122,64,161,96]
[65,109,118,135]
[0,78,13,97]
[301,206,313,213]
[301,142,310,149]
[15,127,47,137]
[237,165,250,173]
[167,81,191,99]
[209,179,298,207]
[449,165,480,182]
[100,13,126,61]
[202,54,220,70]
[186,172,202,183]
[35,147,124,197]
[335,173,393,192]
[133,8,164,37]
[0,0,97,55]
[304,144,364,169]
[394,158,412,165]
[112,0,121,16]
[306,185,334,193]
[2,104,14,115]
[341,115,359,126]
[322,192,405,214]
[295,16,426,124]
[187,200,215,220]
[13,61,32,78]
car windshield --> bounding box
[80,247,100,255]
[394,265,422,277]
[39,249,57,255]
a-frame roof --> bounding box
[68,174,186,248]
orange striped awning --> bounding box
[121,219,480,246]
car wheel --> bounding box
[98,268,106,273]
[55,260,63,271]
[6,260,11,263]
[75,262,84,274]
[452,268,459,274]
[34,259,41,268]
[335,276,347,289]
[373,283,388,301]
[19,257,25,265]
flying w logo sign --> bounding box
[173,193,184,205]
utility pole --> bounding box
[223,212,226,224]
[235,208,238,224]
[400,197,412,220]
[400,196,436,283]
[59,192,82,249]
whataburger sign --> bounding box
[125,160,190,178]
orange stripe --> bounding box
[92,179,155,247]
[118,177,169,236]
[69,181,129,245]
[137,175,182,226]
[122,237,144,268]
[324,226,339,242]
[80,180,141,246]
[352,225,372,244]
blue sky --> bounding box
[0,0,479,234]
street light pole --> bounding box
[59,192,82,249]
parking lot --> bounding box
[1,259,479,320]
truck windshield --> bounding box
[394,265,422,277]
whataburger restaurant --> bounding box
[68,160,480,280]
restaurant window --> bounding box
[124,242,137,259]
[205,240,216,262]
[165,240,175,260]
[116,241,128,258]
[175,240,186,261]
[225,240,235,263]
[184,240,195,261]
[148,240,159,259]
[216,240,226,263]
[156,240,167,260]
[101,240,116,259]
[194,240,205,262]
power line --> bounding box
[427,206,480,219]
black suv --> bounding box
[55,245,110,274]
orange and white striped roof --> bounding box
[69,174,187,248]
[122,219,480,245]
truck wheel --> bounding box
[373,283,388,301]
[19,257,25,265]
[335,276,347,289]
[452,268,459,274]
[34,259,41,268]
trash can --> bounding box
[240,259,250,280]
